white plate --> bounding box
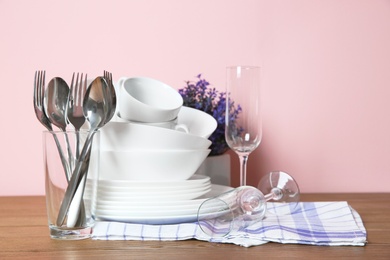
[93,184,230,207]
[93,182,211,195]
[96,187,211,202]
[94,174,210,189]
[95,205,213,217]
[96,202,201,211]
[95,196,207,208]
[94,184,233,224]
[97,214,198,225]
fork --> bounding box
[67,73,87,159]
[66,72,89,227]
[103,70,117,121]
[34,71,70,177]
[34,71,52,131]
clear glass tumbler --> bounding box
[43,130,100,239]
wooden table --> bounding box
[0,194,389,259]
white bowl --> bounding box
[100,121,211,151]
[114,106,217,138]
[117,77,183,123]
[116,115,190,134]
[99,149,211,181]
[177,106,217,138]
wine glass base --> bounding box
[257,171,300,215]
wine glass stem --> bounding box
[264,188,283,201]
[238,154,249,186]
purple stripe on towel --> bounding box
[123,223,127,240]
[140,224,145,240]
[105,222,111,240]
[293,202,329,244]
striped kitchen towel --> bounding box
[92,201,367,247]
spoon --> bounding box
[56,76,115,227]
[45,77,73,179]
[45,77,69,131]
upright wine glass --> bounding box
[225,66,262,186]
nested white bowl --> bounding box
[114,106,217,139]
[117,77,183,123]
[99,149,211,181]
[176,106,217,138]
[100,121,211,151]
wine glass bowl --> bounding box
[225,66,262,186]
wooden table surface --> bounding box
[0,193,389,259]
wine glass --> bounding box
[197,171,300,237]
[225,66,262,186]
[257,171,300,215]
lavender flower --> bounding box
[178,74,241,156]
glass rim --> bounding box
[42,129,99,134]
[226,65,260,70]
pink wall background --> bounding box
[1,0,389,195]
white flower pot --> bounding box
[195,153,231,186]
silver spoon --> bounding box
[45,77,69,131]
[45,77,73,179]
[56,76,115,227]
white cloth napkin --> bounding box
[92,201,367,247]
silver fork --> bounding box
[34,71,52,131]
[34,71,70,177]
[103,70,116,121]
[66,72,89,227]
[67,73,87,159]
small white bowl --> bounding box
[100,121,211,151]
[177,106,217,138]
[117,77,183,123]
[99,149,211,181]
[114,106,217,138]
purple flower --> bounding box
[178,74,241,156]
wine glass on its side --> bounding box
[197,171,300,238]
[225,66,262,186]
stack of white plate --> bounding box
[86,175,232,224]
